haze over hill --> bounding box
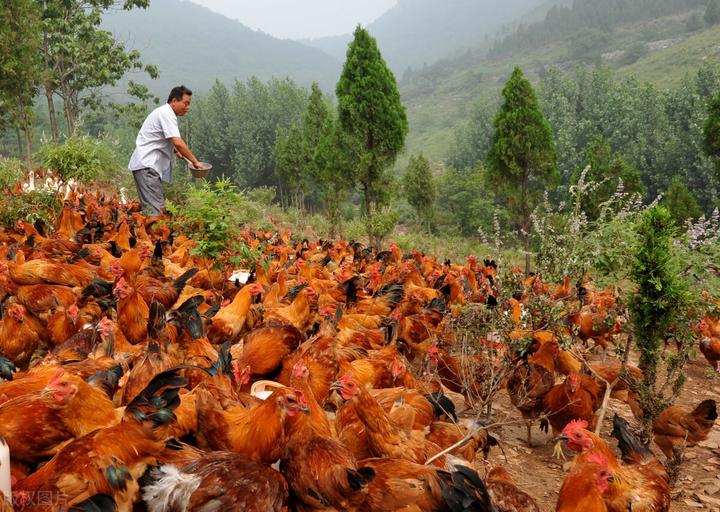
[102,0,342,94]
[301,0,552,72]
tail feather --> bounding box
[611,414,652,463]
[173,268,199,294]
[347,467,375,491]
[87,365,124,399]
[125,368,186,427]
[83,278,114,299]
[377,283,404,307]
[426,392,458,422]
[0,356,16,381]
[693,399,718,421]
[442,465,496,512]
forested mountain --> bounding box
[102,0,341,95]
[302,0,552,72]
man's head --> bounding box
[167,85,192,116]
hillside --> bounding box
[102,0,342,95]
[302,0,551,73]
[398,3,720,164]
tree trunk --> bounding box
[63,97,75,135]
[524,231,531,276]
[15,126,22,158]
[45,86,59,142]
[522,172,531,275]
[19,98,33,171]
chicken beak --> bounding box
[329,381,342,391]
[553,434,568,443]
[299,405,310,415]
[607,475,615,484]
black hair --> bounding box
[167,85,192,103]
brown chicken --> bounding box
[653,399,717,458]
[231,324,304,387]
[195,384,309,464]
[356,459,494,512]
[485,465,541,512]
[331,372,446,467]
[556,452,614,512]
[206,283,263,343]
[0,303,44,368]
[543,372,601,435]
[114,277,150,345]
[142,451,289,512]
[281,385,375,510]
[559,416,670,512]
[13,369,186,511]
[507,341,557,446]
[0,368,121,463]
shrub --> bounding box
[166,179,265,270]
[0,158,24,191]
[37,135,117,182]
[0,190,60,228]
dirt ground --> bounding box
[480,354,720,512]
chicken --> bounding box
[653,399,717,458]
[205,283,263,343]
[357,459,495,512]
[46,304,83,346]
[143,451,289,512]
[9,258,94,287]
[195,385,309,464]
[485,465,541,512]
[288,358,332,436]
[0,303,44,368]
[263,287,315,332]
[231,324,304,387]
[507,341,557,446]
[567,305,621,353]
[559,416,670,512]
[281,387,375,510]
[0,368,121,463]
[556,452,614,512]
[16,284,79,320]
[114,277,150,345]
[699,335,720,375]
[424,420,496,462]
[132,268,198,310]
[13,369,186,511]
[330,372,446,467]
[543,373,601,436]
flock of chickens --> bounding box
[0,172,718,512]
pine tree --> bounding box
[705,0,720,25]
[704,92,720,175]
[571,134,645,221]
[487,66,558,274]
[663,175,702,226]
[403,154,436,233]
[336,25,408,247]
[302,82,331,209]
[274,124,305,210]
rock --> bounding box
[562,461,573,472]
[684,498,704,508]
[698,494,720,507]
[686,452,699,460]
[708,457,720,465]
[700,441,720,449]
[706,465,716,472]
[705,485,720,496]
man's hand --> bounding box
[192,161,204,170]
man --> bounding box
[128,85,204,216]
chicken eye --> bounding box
[575,433,581,438]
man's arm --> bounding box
[169,137,203,169]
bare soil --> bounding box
[481,355,720,512]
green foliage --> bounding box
[663,175,702,224]
[0,190,60,228]
[686,11,705,31]
[446,96,497,171]
[567,28,610,64]
[402,154,436,231]
[0,158,25,191]
[365,208,400,247]
[436,164,510,237]
[570,134,645,220]
[622,41,649,65]
[537,63,720,210]
[488,66,558,271]
[336,25,408,246]
[630,206,692,438]
[274,124,305,208]
[705,0,720,25]
[165,179,264,269]
[704,92,720,165]
[37,135,117,182]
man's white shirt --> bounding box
[128,103,181,182]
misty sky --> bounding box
[189,0,398,39]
